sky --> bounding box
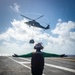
[0,0,75,55]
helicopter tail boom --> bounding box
[45,25,50,29]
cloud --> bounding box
[0,19,75,55]
[51,21,75,45]
[0,18,43,55]
[10,3,20,13]
[45,20,75,54]
[57,18,62,23]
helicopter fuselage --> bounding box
[26,20,40,26]
[20,14,50,30]
[25,20,49,29]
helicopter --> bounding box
[20,14,50,30]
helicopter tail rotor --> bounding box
[45,23,50,29]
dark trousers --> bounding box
[31,68,43,75]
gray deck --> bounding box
[0,56,75,75]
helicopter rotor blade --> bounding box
[20,14,32,20]
[35,15,44,20]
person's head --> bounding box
[34,43,44,51]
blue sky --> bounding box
[0,0,75,32]
[0,0,75,55]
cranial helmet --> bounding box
[34,42,44,50]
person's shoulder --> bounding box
[32,51,37,54]
[32,51,43,55]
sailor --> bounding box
[31,43,44,75]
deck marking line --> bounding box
[8,57,31,69]
[8,57,45,75]
[19,61,30,64]
[18,57,75,73]
[46,58,75,62]
[18,57,31,61]
[45,63,75,73]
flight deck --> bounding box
[0,56,75,75]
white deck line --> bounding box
[18,57,75,73]
[19,61,30,64]
[45,63,75,73]
[8,57,31,69]
[18,57,31,61]
[8,57,45,75]
[9,57,75,74]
